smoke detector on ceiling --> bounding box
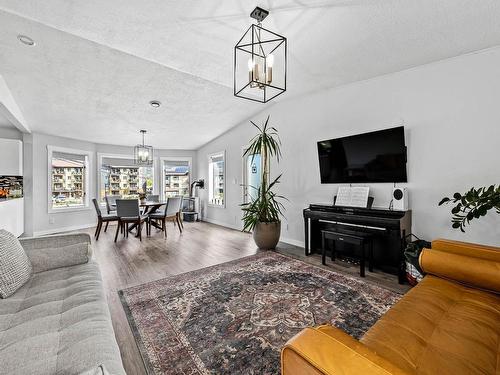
[17,34,35,46]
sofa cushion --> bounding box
[361,275,500,375]
[0,261,125,375]
[78,364,110,375]
[26,243,92,274]
[0,229,32,298]
[19,233,92,274]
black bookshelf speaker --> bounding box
[392,187,408,211]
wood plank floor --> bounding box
[77,221,409,375]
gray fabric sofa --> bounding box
[0,233,126,375]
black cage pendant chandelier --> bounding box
[134,130,154,165]
[234,7,287,103]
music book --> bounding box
[335,186,370,208]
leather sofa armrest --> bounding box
[19,233,92,273]
[420,247,500,293]
[281,325,409,375]
[431,239,500,261]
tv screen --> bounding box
[317,126,407,183]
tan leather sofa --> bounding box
[281,239,500,375]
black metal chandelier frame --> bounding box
[134,129,154,166]
[234,8,287,103]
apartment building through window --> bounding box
[162,159,191,199]
[99,156,154,201]
[208,152,225,207]
[48,146,91,211]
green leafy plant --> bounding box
[241,175,286,231]
[241,116,286,231]
[439,185,500,232]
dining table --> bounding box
[112,199,168,234]
[139,199,167,213]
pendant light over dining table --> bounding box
[134,130,153,165]
[234,7,287,103]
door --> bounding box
[243,153,262,204]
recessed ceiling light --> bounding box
[149,100,161,108]
[17,34,35,46]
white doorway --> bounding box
[242,152,262,204]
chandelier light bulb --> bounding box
[248,57,259,87]
[134,130,153,165]
[266,54,274,84]
[266,54,274,68]
[254,60,260,81]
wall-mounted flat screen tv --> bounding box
[317,126,407,183]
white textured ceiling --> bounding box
[1,1,500,148]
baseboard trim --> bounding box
[279,236,304,248]
[34,223,95,237]
[202,217,242,231]
[202,217,304,248]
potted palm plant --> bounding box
[241,116,286,249]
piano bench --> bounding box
[321,230,374,277]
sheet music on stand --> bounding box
[335,186,370,208]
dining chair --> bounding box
[176,197,184,230]
[114,199,148,242]
[148,197,183,238]
[92,199,118,240]
[105,195,120,214]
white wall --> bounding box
[22,133,34,236]
[197,47,500,247]
[24,132,196,236]
[28,133,97,236]
[0,127,22,140]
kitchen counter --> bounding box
[0,198,24,236]
[0,197,23,202]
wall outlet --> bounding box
[49,217,55,224]
[286,223,289,231]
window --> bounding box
[48,146,91,212]
[98,154,154,201]
[208,152,225,207]
[161,158,191,199]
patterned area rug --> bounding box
[119,252,401,375]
